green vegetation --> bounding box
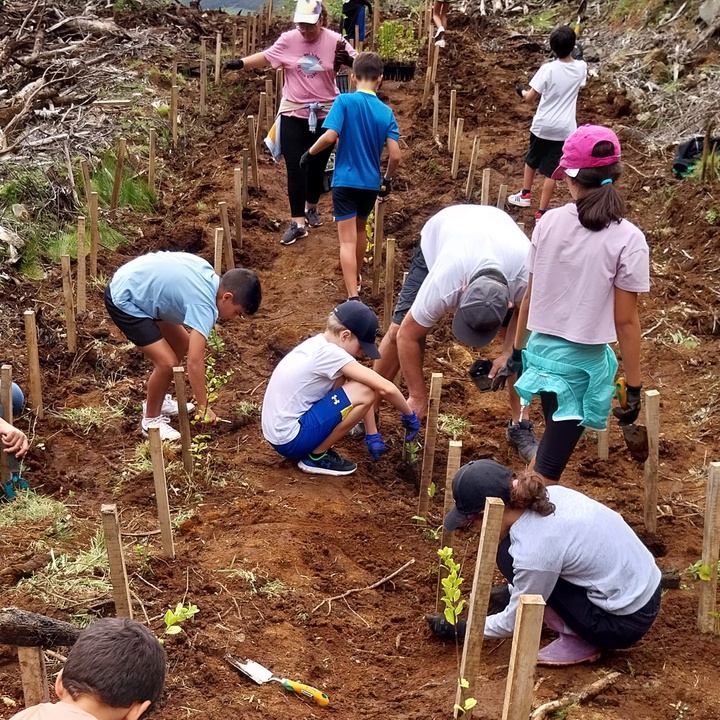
[438,413,469,439]
[258,579,289,597]
[236,400,261,418]
[519,5,560,31]
[81,151,156,213]
[164,602,199,634]
[405,440,420,463]
[0,491,68,529]
[668,329,700,349]
[687,559,720,581]
[707,208,720,226]
[377,20,422,63]
[55,404,125,434]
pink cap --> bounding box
[551,125,622,180]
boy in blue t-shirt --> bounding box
[300,52,400,300]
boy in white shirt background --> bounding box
[508,25,587,219]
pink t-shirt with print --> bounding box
[526,202,650,345]
[263,28,354,119]
[10,703,98,720]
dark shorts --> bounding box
[332,186,378,221]
[104,285,162,347]
[392,244,429,325]
[270,387,353,460]
[525,132,564,178]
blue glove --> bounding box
[400,411,421,442]
[365,433,387,461]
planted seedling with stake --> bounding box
[164,602,199,635]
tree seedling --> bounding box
[438,413,469,440]
[405,441,420,463]
[164,602,199,634]
[687,559,720,581]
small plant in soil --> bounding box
[208,327,225,354]
[134,543,154,577]
[706,208,720,225]
[205,355,233,405]
[0,490,69,529]
[236,400,261,418]
[438,413,469,439]
[190,433,212,460]
[55,404,125,434]
[686,559,720,581]
[258,579,289,598]
[405,440,420,463]
[667,329,700,349]
[164,602,199,635]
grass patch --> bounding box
[0,491,68,529]
[55,404,125,433]
[519,5,561,31]
[438,413,470,439]
[47,220,126,264]
[258,579,289,597]
[79,151,156,213]
[236,401,261,418]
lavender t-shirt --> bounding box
[527,203,649,345]
[264,28,355,119]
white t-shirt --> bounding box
[529,59,587,141]
[261,334,354,445]
[527,203,650,345]
[411,206,530,329]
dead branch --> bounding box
[311,558,415,614]
[0,607,81,648]
[47,16,130,38]
[530,672,622,720]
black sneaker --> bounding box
[297,449,357,476]
[506,419,539,463]
[305,207,322,227]
[280,221,308,246]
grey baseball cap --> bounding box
[452,269,510,348]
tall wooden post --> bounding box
[17,647,49,707]
[448,89,457,153]
[148,426,176,559]
[372,0,380,48]
[148,129,156,193]
[173,367,194,475]
[417,373,443,517]
[60,256,76,354]
[454,497,505,717]
[257,92,267,144]
[171,85,179,149]
[383,237,395,332]
[23,311,43,419]
[215,31,222,86]
[0,365,12,484]
[275,68,283,109]
[451,118,464,179]
[89,191,99,278]
[110,137,127,213]
[644,389,660,533]
[101,504,133,618]
[76,216,86,314]
[80,159,93,208]
[200,58,207,116]
[265,78,275,118]
[436,440,462,611]
[242,150,249,206]
[372,200,385,296]
[480,168,491,205]
[496,183,508,209]
[247,116,260,188]
[698,462,720,633]
[432,83,439,139]
[465,136,480,198]
[218,201,234,270]
[234,167,244,250]
[214,228,224,275]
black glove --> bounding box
[468,358,493,392]
[299,150,311,171]
[613,383,642,425]
[425,613,467,642]
[334,41,354,72]
[490,347,523,391]
[224,58,245,70]
[515,83,524,98]
[378,176,392,198]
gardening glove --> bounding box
[224,58,245,70]
[365,433,387,461]
[425,612,467,642]
[515,82,525,99]
[299,150,312,171]
[613,383,642,426]
[490,347,523,391]
[334,39,354,71]
[378,176,393,198]
[400,410,421,442]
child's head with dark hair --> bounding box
[549,25,576,59]
[352,52,384,82]
[58,618,166,720]
[218,268,262,316]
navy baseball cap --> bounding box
[333,301,381,359]
[452,269,510,348]
[443,459,513,531]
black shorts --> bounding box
[392,244,429,325]
[332,186,378,221]
[104,285,162,347]
[525,132,564,178]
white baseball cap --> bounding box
[294,0,323,24]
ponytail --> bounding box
[573,140,625,231]
[509,471,556,516]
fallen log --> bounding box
[530,671,622,720]
[0,607,81,648]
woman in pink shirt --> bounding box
[225,0,356,246]
[494,125,649,483]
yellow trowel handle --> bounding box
[281,679,330,707]
[614,377,628,409]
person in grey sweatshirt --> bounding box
[429,459,661,666]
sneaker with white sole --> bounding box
[435,38,446,47]
[142,394,193,418]
[280,221,309,246]
[508,191,532,207]
[305,207,322,227]
[141,415,181,442]
[297,449,357,476]
[506,419,539,463]
[434,26,445,40]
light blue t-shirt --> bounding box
[322,90,399,190]
[109,252,219,338]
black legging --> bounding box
[280,115,334,218]
[532,392,586,482]
[496,536,661,649]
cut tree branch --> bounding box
[530,671,622,720]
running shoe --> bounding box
[506,419,539,463]
[141,415,181,442]
[508,191,532,207]
[142,394,193,417]
[305,207,322,227]
[280,221,309,246]
[297,449,357,476]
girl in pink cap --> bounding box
[493,124,649,483]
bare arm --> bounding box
[308,128,339,156]
[384,137,400,179]
[341,361,413,415]
[614,288,642,387]
[187,330,215,422]
[241,52,271,70]
[513,274,533,350]
[396,311,430,419]
[521,87,540,103]
[489,308,519,379]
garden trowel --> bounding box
[614,378,649,462]
[225,655,330,707]
[1,453,29,501]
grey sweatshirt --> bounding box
[484,485,661,638]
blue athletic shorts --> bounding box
[271,387,353,460]
[332,186,378,221]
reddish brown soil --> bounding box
[2,12,720,720]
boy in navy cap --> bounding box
[262,301,420,475]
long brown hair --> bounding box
[509,471,556,516]
[573,140,625,231]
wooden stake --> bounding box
[80,158,93,208]
[23,311,43,420]
[451,118,464,179]
[200,58,207,116]
[89,191,99,278]
[219,201,234,269]
[171,85,179,149]
[60,256,76,354]
[101,504,133,617]
[698,462,720,633]
[147,427,176,559]
[432,83,439,139]
[148,128,156,193]
[247,116,260,188]
[454,497,505,716]
[497,183,508,209]
[500,595,546,720]
[214,227,224,274]
[242,151,249,206]
[232,22,238,54]
[597,428,609,460]
[465,135,480,198]
[430,43,440,84]
[383,237,395,332]
[242,25,249,57]
[435,440,462,612]
[251,15,257,53]
[372,200,385,296]
[215,31,222,86]
[417,372,443,517]
[233,167,244,250]
[480,168,491,205]
[448,89,457,153]
[422,44,440,108]
[17,647,49,707]
[0,365,12,484]
[275,67,283,109]
[265,78,274,118]
[644,389,660,533]
[257,92,267,144]
[110,137,126,213]
[372,0,380,49]
[173,367,194,476]
[76,216,86,314]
